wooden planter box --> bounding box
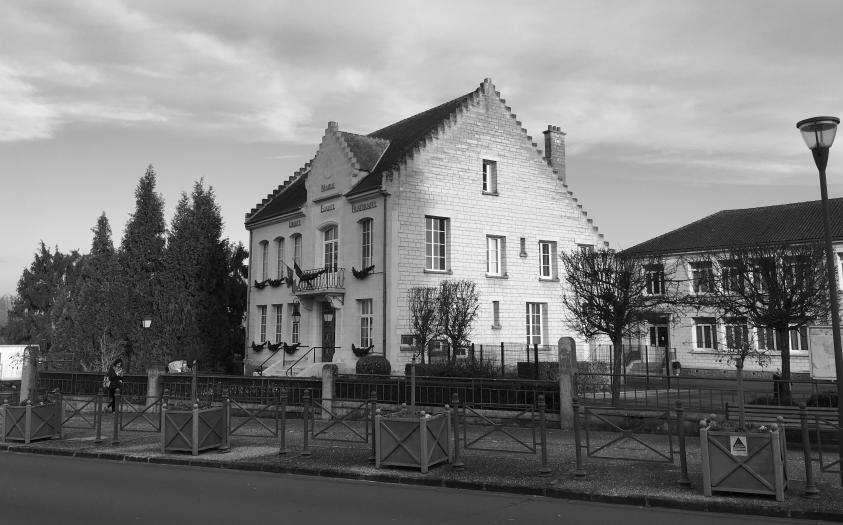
[375,411,451,473]
[1,400,62,443]
[700,428,788,501]
[161,402,230,456]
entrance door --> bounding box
[321,302,336,362]
[649,325,668,347]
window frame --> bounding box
[486,236,504,277]
[694,318,717,350]
[273,304,283,343]
[359,299,373,347]
[289,303,300,344]
[258,240,269,281]
[538,241,556,280]
[492,300,501,329]
[291,234,302,267]
[690,262,714,294]
[258,305,267,343]
[360,218,373,268]
[526,302,546,345]
[425,216,448,272]
[644,264,665,296]
[724,319,749,350]
[482,159,498,194]
[323,225,338,271]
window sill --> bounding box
[519,253,527,258]
[486,274,508,279]
[491,324,502,330]
[482,191,499,197]
[538,277,560,282]
[424,269,452,275]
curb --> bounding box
[1,444,841,522]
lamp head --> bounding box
[797,116,840,150]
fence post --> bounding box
[191,402,199,456]
[470,343,476,364]
[111,388,121,446]
[54,389,63,439]
[221,398,231,451]
[500,342,505,376]
[279,389,289,455]
[301,389,311,457]
[24,399,32,444]
[451,393,464,470]
[146,367,162,409]
[533,344,539,380]
[322,364,336,419]
[800,403,820,497]
[479,344,484,364]
[557,337,577,429]
[374,409,382,468]
[191,361,198,403]
[95,388,103,443]
[572,398,585,478]
[676,401,691,487]
[538,395,551,476]
[160,397,167,453]
[369,390,377,463]
[1,399,6,443]
[161,388,169,433]
[419,411,429,474]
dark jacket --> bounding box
[107,366,124,393]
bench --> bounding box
[725,403,839,431]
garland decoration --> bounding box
[294,262,328,283]
[254,279,268,289]
[267,341,282,352]
[351,265,376,279]
[352,344,374,357]
[283,342,302,355]
[267,278,285,287]
[251,341,268,352]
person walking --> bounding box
[105,358,124,412]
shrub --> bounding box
[404,360,502,378]
[806,391,838,407]
[356,355,392,375]
[576,361,611,396]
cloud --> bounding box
[0,63,58,141]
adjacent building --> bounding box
[625,198,843,375]
[244,78,607,375]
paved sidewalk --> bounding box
[2,415,843,522]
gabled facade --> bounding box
[244,78,607,375]
[625,199,843,374]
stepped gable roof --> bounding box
[337,132,389,172]
[245,174,307,226]
[625,198,843,255]
[347,87,480,196]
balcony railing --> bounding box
[294,267,345,295]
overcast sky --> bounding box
[2,0,843,295]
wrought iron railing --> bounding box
[294,267,345,294]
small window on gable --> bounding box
[482,160,497,194]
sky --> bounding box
[2,0,843,296]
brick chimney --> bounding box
[543,125,566,184]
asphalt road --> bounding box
[0,452,832,525]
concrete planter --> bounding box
[700,428,787,501]
[1,399,62,443]
[161,402,230,456]
[375,411,451,473]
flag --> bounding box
[294,262,304,279]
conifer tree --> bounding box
[118,165,166,369]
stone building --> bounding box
[625,198,843,375]
[244,78,607,375]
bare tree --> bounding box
[690,242,829,405]
[407,286,441,364]
[560,249,677,403]
[437,280,480,363]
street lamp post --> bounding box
[796,115,843,485]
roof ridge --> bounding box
[245,159,313,221]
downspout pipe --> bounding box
[382,191,388,357]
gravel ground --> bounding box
[3,413,843,521]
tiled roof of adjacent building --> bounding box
[245,174,307,226]
[624,198,843,255]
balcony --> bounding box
[294,267,345,296]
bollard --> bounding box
[572,398,585,478]
[676,401,691,487]
[419,411,429,473]
[191,360,198,404]
[191,402,200,456]
[538,395,551,476]
[368,390,377,463]
[301,389,312,457]
[95,388,103,443]
[279,389,289,455]
[800,404,820,498]
[161,388,170,431]
[374,408,382,468]
[24,399,32,444]
[220,398,231,451]
[451,393,464,470]
[111,388,121,446]
[1,399,7,443]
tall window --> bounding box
[259,241,269,281]
[526,303,546,345]
[694,318,717,349]
[482,160,497,194]
[725,319,749,350]
[425,216,447,271]
[323,226,338,271]
[361,219,373,268]
[752,258,774,293]
[790,326,808,351]
[645,264,665,295]
[258,305,267,342]
[757,326,778,351]
[486,236,503,276]
[539,241,555,279]
[292,234,302,266]
[720,261,741,293]
[690,262,713,294]
[289,303,300,344]
[359,299,373,347]
[273,305,283,343]
[275,238,285,278]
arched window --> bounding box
[291,234,302,267]
[274,237,285,278]
[323,226,338,271]
[258,240,269,281]
[360,218,373,268]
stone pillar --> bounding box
[558,337,577,429]
[321,364,337,419]
[146,367,162,408]
[19,347,38,402]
